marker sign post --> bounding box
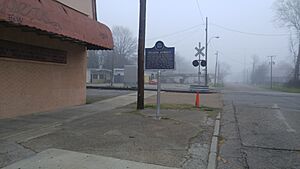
[145,41,175,120]
[194,42,205,85]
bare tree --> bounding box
[289,33,298,65]
[274,0,300,83]
[175,52,195,74]
[218,62,231,84]
[274,60,294,80]
[252,63,269,85]
[250,55,259,84]
[102,26,137,69]
[87,50,100,69]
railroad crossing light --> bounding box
[192,60,199,67]
[201,60,207,67]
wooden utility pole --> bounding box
[252,60,255,84]
[218,63,220,85]
[268,56,276,89]
[110,53,114,86]
[205,17,208,86]
[137,0,146,109]
[214,51,218,86]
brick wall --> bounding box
[0,27,87,119]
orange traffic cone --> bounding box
[195,92,200,108]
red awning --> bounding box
[0,0,113,50]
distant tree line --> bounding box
[274,0,300,86]
[249,54,294,86]
[87,26,137,69]
[251,64,269,85]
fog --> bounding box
[96,0,294,82]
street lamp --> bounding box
[209,36,220,44]
[205,35,220,86]
[214,51,219,87]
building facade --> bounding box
[0,0,113,118]
[56,0,97,19]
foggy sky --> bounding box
[96,0,294,81]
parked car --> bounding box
[149,79,157,85]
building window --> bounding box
[92,74,98,79]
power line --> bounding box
[147,22,291,42]
[146,24,203,41]
[218,51,245,66]
[211,23,291,37]
[170,28,202,46]
[195,0,205,24]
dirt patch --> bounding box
[145,92,223,109]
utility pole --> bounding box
[268,56,276,89]
[246,69,249,84]
[243,55,246,84]
[252,60,255,84]
[205,17,208,86]
[251,55,258,85]
[137,0,146,110]
[214,51,218,86]
[217,63,220,85]
[198,44,201,85]
[110,53,114,86]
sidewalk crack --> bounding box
[17,142,38,153]
[232,101,250,169]
[243,144,300,152]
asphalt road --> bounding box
[87,83,192,91]
[86,89,134,103]
[218,83,300,169]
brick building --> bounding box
[0,0,113,118]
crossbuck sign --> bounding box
[195,42,205,57]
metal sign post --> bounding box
[145,41,175,120]
[194,42,205,85]
[156,70,161,120]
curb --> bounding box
[86,86,217,94]
[207,112,221,169]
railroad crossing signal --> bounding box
[194,42,205,85]
[192,60,207,67]
[200,60,207,67]
[192,60,199,67]
[195,42,205,57]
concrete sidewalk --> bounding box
[0,91,156,141]
[3,149,178,169]
[0,91,222,169]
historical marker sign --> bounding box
[145,41,175,70]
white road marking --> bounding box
[272,104,296,133]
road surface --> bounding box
[218,84,300,169]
